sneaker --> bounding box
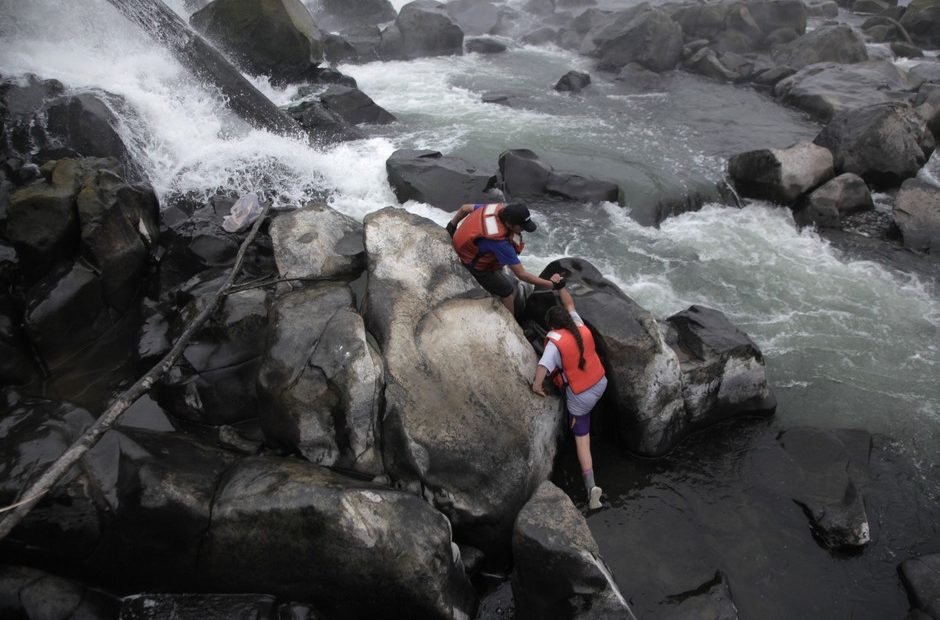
[589,486,602,510]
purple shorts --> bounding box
[569,412,591,437]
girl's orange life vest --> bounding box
[452,203,525,272]
[544,325,606,394]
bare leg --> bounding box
[574,433,593,474]
[500,290,515,313]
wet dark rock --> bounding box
[899,0,940,49]
[529,258,686,456]
[498,149,620,203]
[728,141,834,204]
[0,400,102,561]
[511,481,634,619]
[771,24,869,70]
[482,92,513,106]
[119,593,276,620]
[892,41,924,58]
[588,7,684,73]
[201,456,478,617]
[286,97,365,144]
[794,172,873,228]
[444,0,502,36]
[910,63,940,89]
[6,180,77,277]
[362,208,561,556]
[380,0,465,60]
[0,74,65,163]
[853,0,891,11]
[893,178,940,252]
[805,0,840,17]
[117,394,176,433]
[752,65,796,87]
[0,565,120,620]
[190,0,324,84]
[154,288,269,426]
[899,554,940,618]
[0,295,35,386]
[270,202,365,279]
[659,571,738,620]
[386,148,497,211]
[24,260,116,369]
[76,169,159,311]
[311,0,397,32]
[257,283,383,474]
[324,32,362,64]
[774,60,916,121]
[466,36,508,53]
[685,48,741,82]
[335,25,385,62]
[43,93,139,179]
[814,102,935,187]
[777,428,872,549]
[664,305,775,425]
[555,70,591,92]
[318,84,396,125]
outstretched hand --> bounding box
[532,382,546,396]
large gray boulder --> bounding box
[362,207,562,555]
[899,0,940,49]
[794,173,873,228]
[587,7,684,72]
[202,456,478,618]
[270,202,366,280]
[445,0,504,35]
[899,554,940,618]
[511,482,634,619]
[777,428,872,549]
[893,178,940,253]
[664,305,776,426]
[914,83,940,139]
[727,141,834,204]
[774,61,916,121]
[0,565,119,620]
[380,0,465,60]
[771,24,868,70]
[386,149,497,211]
[191,0,324,83]
[257,283,384,475]
[814,102,935,187]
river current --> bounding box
[1,0,938,616]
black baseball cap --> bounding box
[501,202,537,232]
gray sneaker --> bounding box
[589,486,602,510]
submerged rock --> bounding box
[511,481,634,619]
[555,70,591,92]
[466,36,508,53]
[286,98,365,144]
[899,554,940,618]
[659,571,738,620]
[318,85,397,125]
[362,207,561,556]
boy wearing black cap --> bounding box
[447,201,561,312]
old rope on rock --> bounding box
[0,202,272,542]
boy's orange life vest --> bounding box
[544,325,605,394]
[452,203,525,272]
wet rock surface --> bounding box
[728,141,834,204]
[386,148,497,211]
[270,201,366,280]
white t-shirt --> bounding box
[538,310,607,416]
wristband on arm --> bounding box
[552,278,566,290]
[445,222,456,237]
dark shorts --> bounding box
[466,266,514,298]
[569,412,591,437]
